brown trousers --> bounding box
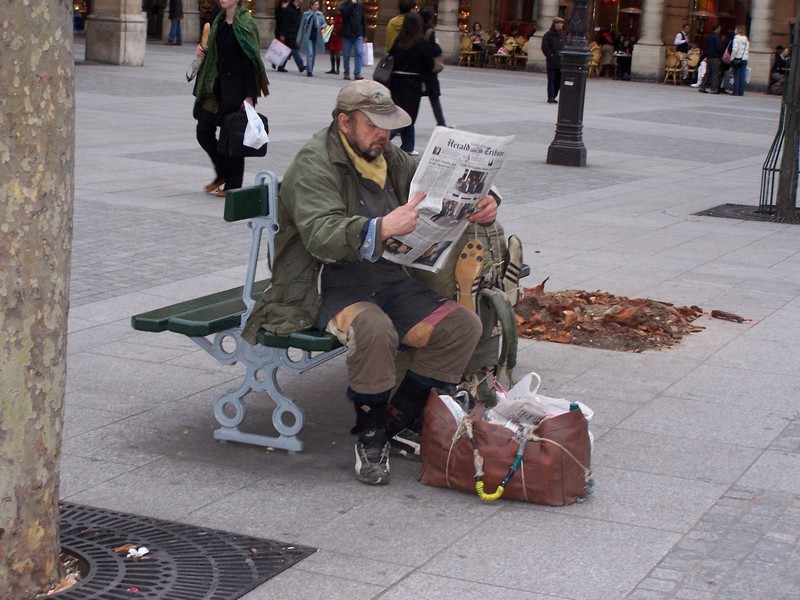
[326,301,482,394]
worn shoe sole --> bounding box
[455,240,484,312]
[354,443,390,485]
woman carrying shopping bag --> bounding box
[193,0,269,197]
[298,0,326,77]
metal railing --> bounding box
[760,21,799,218]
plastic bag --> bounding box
[361,42,374,66]
[264,38,291,68]
[243,102,269,150]
[489,372,594,447]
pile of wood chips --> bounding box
[515,278,705,352]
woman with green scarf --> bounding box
[193,0,270,197]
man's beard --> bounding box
[346,132,384,162]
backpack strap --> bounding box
[478,287,518,382]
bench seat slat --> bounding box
[167,301,247,336]
[131,280,269,334]
[257,328,343,352]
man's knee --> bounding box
[330,303,399,394]
[441,305,483,350]
[349,305,399,352]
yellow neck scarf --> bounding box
[338,130,387,189]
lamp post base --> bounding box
[546,142,587,167]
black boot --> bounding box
[335,56,340,74]
[386,373,447,456]
[326,55,336,74]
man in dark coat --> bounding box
[698,24,723,94]
[166,0,183,46]
[277,0,306,73]
[541,17,565,104]
[339,0,366,80]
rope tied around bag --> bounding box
[447,414,591,502]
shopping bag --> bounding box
[420,385,593,505]
[243,102,269,150]
[361,41,374,66]
[265,38,291,67]
[322,24,333,43]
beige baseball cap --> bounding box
[336,80,412,130]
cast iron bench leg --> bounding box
[190,328,345,452]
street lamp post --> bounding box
[546,0,591,167]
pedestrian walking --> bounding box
[541,17,565,104]
[166,0,183,45]
[192,0,270,197]
[339,0,366,80]
[298,0,326,77]
[325,12,343,74]
[277,0,306,73]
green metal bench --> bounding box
[132,171,529,453]
[131,171,344,452]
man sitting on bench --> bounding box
[242,80,499,486]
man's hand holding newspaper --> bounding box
[382,127,514,272]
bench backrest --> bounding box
[223,171,281,317]
[223,171,278,222]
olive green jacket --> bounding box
[241,124,417,342]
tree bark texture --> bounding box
[0,1,75,597]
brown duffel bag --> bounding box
[419,391,593,505]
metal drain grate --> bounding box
[54,502,315,599]
[693,203,800,224]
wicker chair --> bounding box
[588,43,602,77]
[513,40,529,70]
[458,34,480,67]
[664,52,681,84]
[685,51,701,81]
[493,37,517,69]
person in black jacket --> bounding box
[420,7,448,127]
[166,0,183,45]
[339,0,366,80]
[277,0,306,73]
[698,24,723,94]
[388,12,434,154]
[541,17,565,104]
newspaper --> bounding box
[383,127,514,272]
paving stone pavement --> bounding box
[63,38,800,599]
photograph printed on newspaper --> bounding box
[383,127,515,272]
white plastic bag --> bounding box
[361,41,374,66]
[491,372,594,447]
[264,38,291,68]
[243,102,269,150]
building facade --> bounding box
[92,1,795,90]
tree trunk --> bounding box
[0,2,75,597]
[775,9,800,221]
